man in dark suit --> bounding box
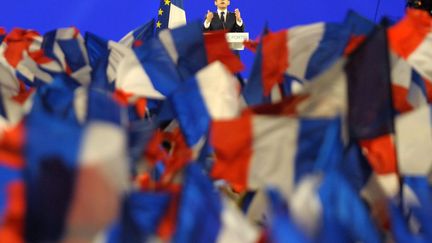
[203,0,245,32]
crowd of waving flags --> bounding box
[2,2,432,242]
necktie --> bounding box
[221,12,225,23]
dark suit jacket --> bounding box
[203,12,245,32]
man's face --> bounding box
[215,0,230,10]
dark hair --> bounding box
[407,0,432,14]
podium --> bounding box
[225,33,249,51]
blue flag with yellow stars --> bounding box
[157,0,186,32]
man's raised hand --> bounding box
[206,10,214,23]
[235,8,241,21]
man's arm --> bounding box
[233,8,245,32]
[203,10,213,31]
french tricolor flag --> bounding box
[210,111,342,195]
[170,61,241,146]
[1,29,41,69]
[115,37,181,99]
[390,53,430,114]
[250,59,348,119]
[0,28,60,88]
[84,31,136,87]
[119,19,155,48]
[15,49,62,88]
[243,22,351,106]
[388,9,432,86]
[158,21,244,80]
[42,27,92,85]
[174,164,259,243]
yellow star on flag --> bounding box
[156,21,162,28]
[158,8,164,16]
[164,0,171,6]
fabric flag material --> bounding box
[0,165,25,243]
[42,27,91,85]
[71,86,126,125]
[242,32,287,106]
[342,10,375,56]
[0,92,24,130]
[243,22,351,106]
[2,29,41,69]
[85,32,110,70]
[318,172,381,243]
[402,177,432,239]
[119,19,155,48]
[116,37,181,99]
[157,0,187,31]
[170,61,241,146]
[395,105,432,176]
[345,25,394,140]
[388,9,432,82]
[0,59,20,99]
[15,50,59,87]
[343,10,375,38]
[84,31,135,87]
[23,109,128,242]
[106,192,171,243]
[266,188,312,243]
[250,59,348,119]
[210,112,342,196]
[274,173,380,243]
[0,29,58,88]
[158,21,243,80]
[174,164,259,243]
[390,177,432,242]
[390,52,431,114]
[29,75,81,124]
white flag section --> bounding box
[216,199,259,243]
[168,3,187,29]
[116,52,165,99]
[248,115,299,196]
[195,62,241,119]
[396,105,432,175]
[286,23,325,80]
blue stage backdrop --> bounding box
[0,0,406,75]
